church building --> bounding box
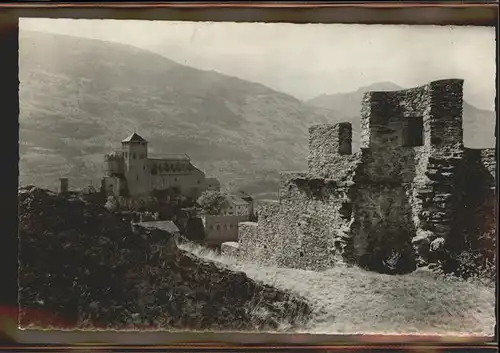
[101,133,220,199]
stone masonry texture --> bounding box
[236,79,496,274]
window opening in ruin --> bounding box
[299,251,304,257]
[403,116,424,147]
[431,136,442,145]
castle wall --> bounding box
[102,176,123,197]
[461,148,496,253]
[308,123,358,181]
[409,80,466,264]
[235,79,491,274]
[350,184,417,273]
[358,84,431,183]
[221,241,239,258]
[237,221,260,263]
[277,175,352,270]
[356,79,466,270]
[104,154,125,177]
[237,173,353,270]
[237,201,283,267]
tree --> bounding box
[197,191,229,215]
[104,196,119,212]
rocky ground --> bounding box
[17,187,311,331]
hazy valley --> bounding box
[19,30,495,199]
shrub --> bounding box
[451,249,496,285]
[197,191,230,215]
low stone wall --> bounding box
[238,201,283,267]
[238,221,260,264]
[221,241,239,258]
[238,175,354,271]
[277,175,352,270]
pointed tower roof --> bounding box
[121,132,147,143]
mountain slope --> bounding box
[20,31,495,199]
[307,83,496,149]
[19,30,334,195]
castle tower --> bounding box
[121,132,149,197]
[59,178,69,194]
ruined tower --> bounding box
[234,79,496,275]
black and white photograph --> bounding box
[18,18,496,335]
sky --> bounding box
[20,18,496,111]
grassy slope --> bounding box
[181,243,495,335]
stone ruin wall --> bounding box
[460,148,496,255]
[237,124,359,270]
[231,79,496,273]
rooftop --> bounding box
[225,193,249,206]
[137,220,180,234]
[122,132,147,143]
[148,153,191,161]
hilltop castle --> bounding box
[231,79,496,274]
[101,133,220,199]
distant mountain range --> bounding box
[307,82,496,149]
[19,30,496,199]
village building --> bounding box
[220,193,252,217]
[202,214,248,247]
[197,191,256,246]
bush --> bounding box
[104,196,119,212]
[197,191,230,215]
[451,250,496,285]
